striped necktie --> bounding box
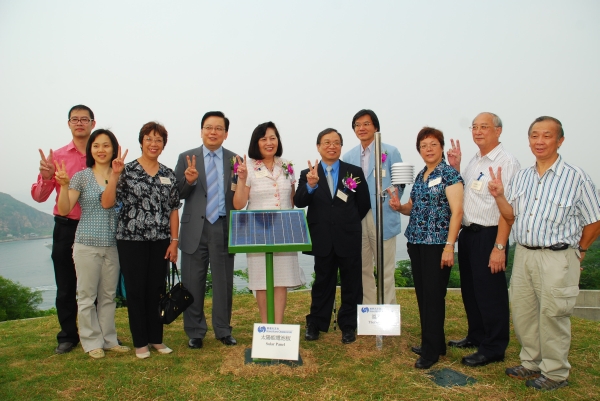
[205,152,219,224]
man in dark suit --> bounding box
[174,111,238,349]
[294,128,371,344]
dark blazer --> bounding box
[294,160,370,258]
[174,145,237,255]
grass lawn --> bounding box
[1,289,598,400]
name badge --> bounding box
[428,177,441,187]
[159,177,171,185]
[470,180,483,191]
[382,169,386,178]
[255,168,269,178]
[336,190,348,202]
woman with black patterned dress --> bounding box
[388,127,464,370]
[102,122,181,359]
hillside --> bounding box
[0,192,54,238]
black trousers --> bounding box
[408,243,451,362]
[117,239,169,348]
[307,249,363,332]
[458,227,509,357]
[51,216,80,345]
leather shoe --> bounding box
[55,342,75,354]
[447,337,478,349]
[305,323,319,341]
[188,338,204,349]
[341,329,356,344]
[461,351,504,367]
[218,335,237,346]
[411,345,446,356]
[414,356,437,369]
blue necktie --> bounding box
[326,165,334,197]
[206,152,219,224]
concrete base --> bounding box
[573,290,600,321]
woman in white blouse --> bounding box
[233,122,305,323]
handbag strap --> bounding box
[171,262,181,285]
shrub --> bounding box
[0,276,52,321]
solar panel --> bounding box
[228,209,312,253]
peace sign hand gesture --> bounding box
[306,160,319,187]
[38,149,55,180]
[111,146,128,175]
[488,167,505,198]
[447,139,461,170]
[185,155,198,184]
[53,160,70,187]
[235,155,248,181]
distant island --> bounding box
[0,192,54,240]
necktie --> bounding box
[362,146,370,173]
[205,152,219,224]
[326,165,334,197]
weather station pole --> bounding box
[265,252,275,323]
[374,131,384,350]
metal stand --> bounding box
[374,132,384,350]
[266,252,275,323]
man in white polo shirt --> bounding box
[489,116,600,391]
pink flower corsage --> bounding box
[230,156,239,184]
[343,172,361,192]
[281,161,294,179]
[382,151,388,163]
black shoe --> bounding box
[461,351,504,367]
[448,337,478,349]
[414,356,437,369]
[188,338,204,349]
[341,329,356,344]
[305,322,319,341]
[55,342,75,354]
[217,335,237,346]
[411,345,446,356]
[117,338,123,346]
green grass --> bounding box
[1,290,598,400]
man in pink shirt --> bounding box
[31,105,95,354]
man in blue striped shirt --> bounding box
[488,116,600,391]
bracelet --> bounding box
[171,238,179,242]
[578,246,587,252]
[443,249,454,253]
[445,241,454,246]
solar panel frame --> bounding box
[228,209,312,253]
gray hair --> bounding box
[473,112,503,128]
[528,116,564,139]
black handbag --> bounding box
[159,262,194,324]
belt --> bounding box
[520,243,569,251]
[461,224,497,232]
[54,216,79,226]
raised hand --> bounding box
[111,146,128,175]
[306,160,319,187]
[387,186,402,211]
[38,149,55,180]
[185,155,198,184]
[235,155,248,181]
[487,166,504,198]
[53,160,70,187]
[447,139,461,170]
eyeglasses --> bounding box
[353,122,373,129]
[320,141,342,148]
[203,126,225,133]
[143,137,164,145]
[419,143,440,150]
[69,117,93,124]
[469,125,497,132]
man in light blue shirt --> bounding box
[343,109,403,305]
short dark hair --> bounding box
[86,129,119,168]
[416,127,445,152]
[68,105,94,121]
[352,109,380,131]
[247,121,283,160]
[528,116,564,139]
[201,111,230,132]
[138,122,168,147]
[316,128,343,146]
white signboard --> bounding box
[356,304,401,336]
[251,323,300,361]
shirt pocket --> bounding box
[507,189,526,217]
[543,196,574,223]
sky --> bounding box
[1,0,599,214]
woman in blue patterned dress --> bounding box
[389,127,464,370]
[55,129,131,358]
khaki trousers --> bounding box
[510,245,580,381]
[73,243,120,352]
[360,213,397,305]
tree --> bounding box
[0,276,54,321]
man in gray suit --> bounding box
[174,111,238,348]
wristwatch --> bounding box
[494,243,505,250]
